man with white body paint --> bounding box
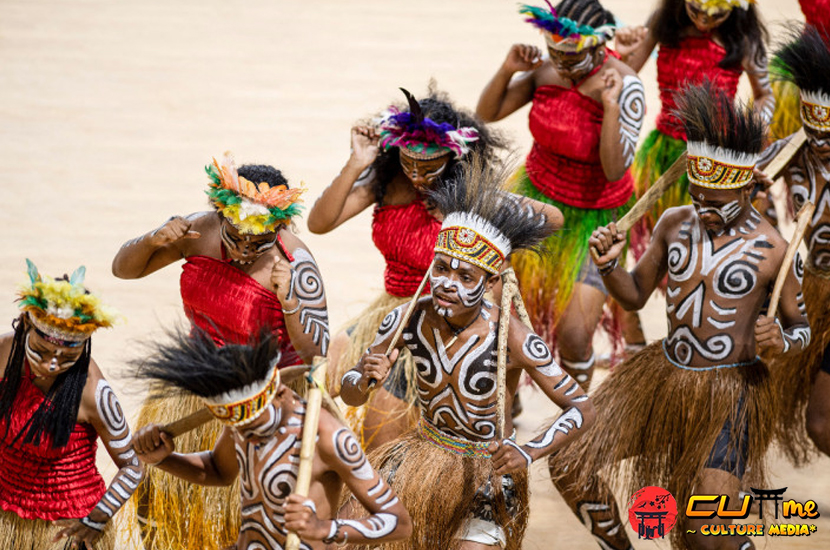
[133,330,411,550]
[548,83,810,550]
[340,159,595,550]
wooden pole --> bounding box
[768,201,815,319]
[285,362,327,550]
[765,128,807,180]
[495,268,518,441]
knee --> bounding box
[557,327,593,361]
[806,407,830,454]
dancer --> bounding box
[756,24,830,461]
[614,0,774,257]
[132,329,411,550]
[550,83,809,550]
[113,153,329,549]
[477,0,646,388]
[0,261,141,550]
[340,158,595,550]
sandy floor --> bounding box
[1,0,827,547]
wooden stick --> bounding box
[766,128,807,180]
[496,268,518,440]
[503,270,533,330]
[285,362,327,550]
[768,201,815,319]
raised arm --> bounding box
[284,418,412,546]
[598,67,646,181]
[744,43,775,127]
[270,243,330,363]
[306,126,379,234]
[476,44,540,122]
[489,321,596,474]
[755,251,811,356]
[614,24,658,73]
[53,371,145,546]
[112,213,205,278]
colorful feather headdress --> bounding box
[18,260,117,346]
[205,152,305,235]
[379,88,479,159]
[687,0,755,16]
[520,2,615,53]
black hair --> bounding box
[554,0,615,28]
[651,0,768,69]
[370,84,507,203]
[0,316,91,448]
[133,327,279,400]
[237,164,290,190]
[675,80,764,155]
[428,153,553,256]
[772,24,830,95]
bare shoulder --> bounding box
[79,358,107,423]
[608,56,638,78]
[187,210,220,230]
[315,408,361,466]
[656,205,696,235]
[278,228,316,261]
[506,316,540,368]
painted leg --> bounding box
[806,370,830,456]
[556,282,606,391]
[685,468,754,550]
[549,455,634,550]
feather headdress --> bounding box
[429,154,553,274]
[17,260,117,346]
[772,24,830,133]
[520,2,615,52]
[378,88,479,159]
[206,152,305,235]
[675,82,764,189]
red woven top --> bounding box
[372,200,441,297]
[180,240,301,366]
[525,76,633,209]
[0,364,105,520]
[655,35,742,140]
[800,0,830,29]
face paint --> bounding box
[430,274,486,308]
[548,47,596,80]
[25,333,80,376]
[691,197,742,226]
[220,221,278,265]
[237,403,281,443]
[399,151,451,189]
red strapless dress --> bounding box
[0,365,105,520]
[179,237,301,367]
[654,35,742,140]
[372,200,441,297]
[800,0,830,30]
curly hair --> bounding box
[651,0,768,69]
[370,84,507,203]
[237,164,290,189]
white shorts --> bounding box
[457,517,506,548]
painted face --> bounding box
[804,126,830,157]
[235,402,282,446]
[24,330,84,378]
[689,184,747,233]
[399,149,451,190]
[685,1,731,33]
[547,46,599,81]
[430,253,490,318]
[220,218,279,265]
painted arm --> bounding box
[599,69,646,181]
[53,375,145,545]
[284,419,412,545]
[501,192,564,231]
[307,126,379,234]
[270,245,330,363]
[339,304,408,406]
[489,322,595,474]
[756,251,811,356]
[476,44,540,122]
[744,43,775,127]
[111,212,204,278]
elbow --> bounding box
[306,215,331,235]
[603,165,628,183]
[580,401,597,432]
[396,513,414,541]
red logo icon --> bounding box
[627,486,678,540]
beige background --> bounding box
[1,0,827,547]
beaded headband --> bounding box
[687,0,754,16]
[800,91,830,133]
[204,361,281,426]
[18,260,117,345]
[434,213,511,275]
[206,152,305,235]
[686,141,758,190]
[520,3,615,53]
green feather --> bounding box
[69,265,86,286]
[25,258,40,284]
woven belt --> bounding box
[418,416,508,458]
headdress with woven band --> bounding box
[205,152,305,235]
[772,25,830,133]
[675,81,764,190]
[429,154,552,275]
[687,0,755,16]
[520,2,615,53]
[18,259,117,347]
[378,88,479,159]
[204,360,281,426]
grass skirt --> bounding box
[353,429,529,550]
[132,393,239,550]
[333,292,419,448]
[630,130,689,260]
[511,166,632,354]
[770,267,830,465]
[0,509,116,550]
[551,341,775,549]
